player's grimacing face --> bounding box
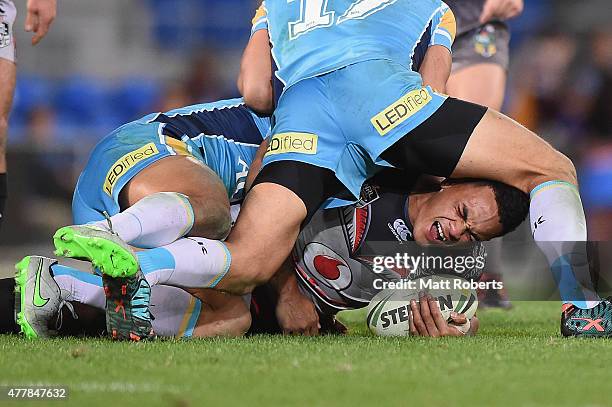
[412,183,503,245]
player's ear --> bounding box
[439,178,453,189]
[440,178,470,190]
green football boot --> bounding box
[14,256,75,339]
[53,224,138,278]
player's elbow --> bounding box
[242,81,274,115]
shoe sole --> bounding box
[53,226,138,278]
[14,257,39,339]
[103,275,155,341]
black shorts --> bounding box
[254,98,487,223]
[452,22,510,72]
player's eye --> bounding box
[462,205,468,221]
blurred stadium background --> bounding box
[1,0,611,272]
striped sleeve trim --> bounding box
[429,3,456,52]
[251,2,268,36]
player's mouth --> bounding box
[428,221,448,243]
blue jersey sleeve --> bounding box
[428,2,456,52]
[251,2,268,37]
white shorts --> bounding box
[0,0,16,63]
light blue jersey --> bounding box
[252,0,455,89]
[251,1,457,204]
[72,98,270,224]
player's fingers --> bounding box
[37,7,56,38]
[410,300,427,336]
[32,18,51,45]
[479,0,497,24]
[32,32,42,45]
[507,1,523,19]
[419,295,439,337]
[446,325,465,337]
[409,309,418,336]
[513,0,524,17]
[29,16,41,45]
[429,297,449,335]
[450,312,468,326]
[25,9,36,32]
[496,1,512,19]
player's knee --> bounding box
[191,199,232,240]
[538,151,578,188]
[242,83,274,115]
[556,153,578,185]
[522,149,578,193]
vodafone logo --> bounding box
[303,242,352,291]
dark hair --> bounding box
[487,180,530,235]
[446,178,530,236]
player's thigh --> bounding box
[121,155,231,237]
[447,63,507,110]
[452,108,576,193]
[380,99,575,194]
[218,179,307,293]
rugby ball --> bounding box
[366,275,478,337]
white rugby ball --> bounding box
[366,275,478,337]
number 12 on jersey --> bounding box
[288,0,397,39]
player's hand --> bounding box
[25,0,57,45]
[276,288,321,336]
[409,294,477,337]
[479,0,523,24]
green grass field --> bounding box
[1,302,610,407]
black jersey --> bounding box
[292,185,415,314]
[444,0,487,35]
[292,179,485,314]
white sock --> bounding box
[92,192,194,248]
[530,181,601,308]
[51,264,105,310]
[137,237,231,288]
[51,263,204,337]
